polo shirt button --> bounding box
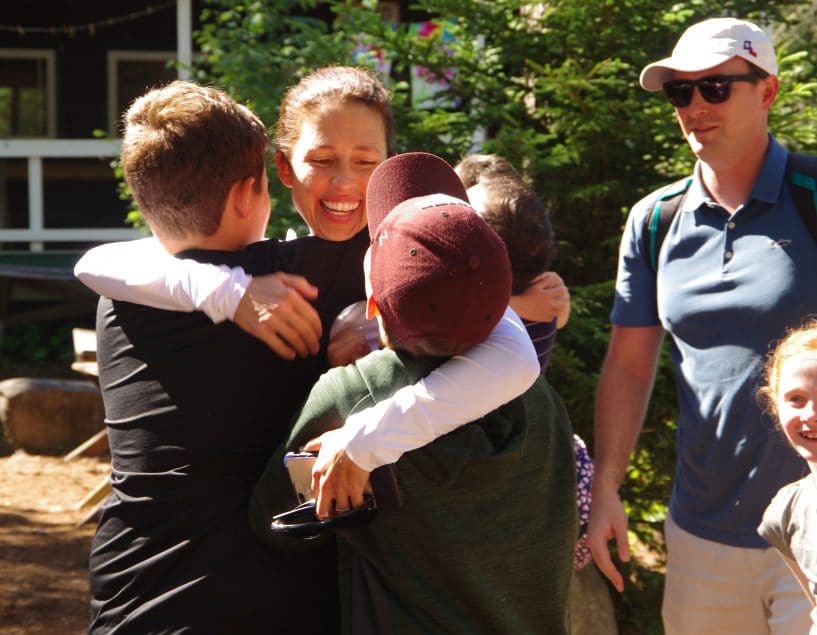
[725,251,733,260]
[727,221,736,229]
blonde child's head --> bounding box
[759,319,817,419]
[760,319,817,472]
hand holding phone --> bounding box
[283,451,402,511]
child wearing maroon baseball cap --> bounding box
[364,154,512,356]
[251,153,577,635]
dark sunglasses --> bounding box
[663,72,764,108]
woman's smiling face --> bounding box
[276,100,388,241]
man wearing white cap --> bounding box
[588,17,817,634]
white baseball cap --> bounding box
[640,18,777,91]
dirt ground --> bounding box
[0,358,108,635]
[0,449,109,635]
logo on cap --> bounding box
[743,40,757,57]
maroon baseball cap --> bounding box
[366,152,468,237]
[367,153,511,349]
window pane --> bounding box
[0,57,48,137]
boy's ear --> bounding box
[366,294,380,320]
[275,151,295,188]
[228,176,256,219]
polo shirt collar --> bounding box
[683,134,786,212]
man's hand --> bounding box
[303,429,371,519]
[586,485,631,593]
[510,271,571,327]
[232,272,321,359]
[327,327,371,368]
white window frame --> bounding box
[0,48,56,138]
[107,50,175,134]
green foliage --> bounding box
[770,51,817,150]
[2,322,74,363]
[548,280,616,446]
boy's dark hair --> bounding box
[456,153,518,188]
[120,80,268,240]
[455,154,555,294]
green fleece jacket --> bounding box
[250,348,577,635]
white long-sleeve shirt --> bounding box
[75,239,539,470]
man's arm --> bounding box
[587,324,664,593]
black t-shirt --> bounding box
[88,230,368,634]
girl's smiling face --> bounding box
[777,352,817,472]
[276,100,388,242]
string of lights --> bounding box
[0,1,176,37]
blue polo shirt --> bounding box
[612,136,817,548]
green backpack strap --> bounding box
[641,153,816,275]
[786,152,817,245]
[643,177,693,272]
